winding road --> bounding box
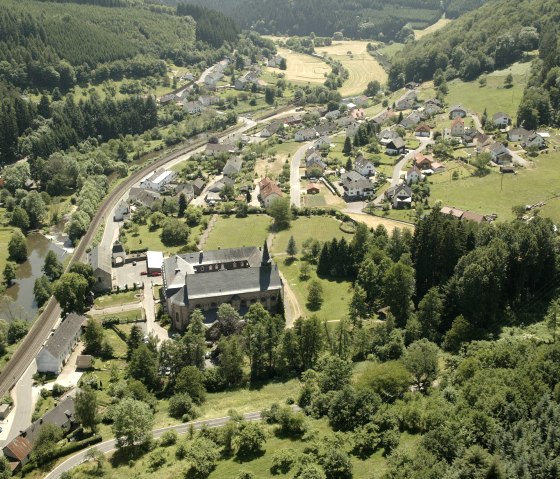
[44,411,265,479]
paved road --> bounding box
[44,411,264,479]
[390,137,432,187]
[0,119,255,399]
[143,282,168,344]
[290,141,314,207]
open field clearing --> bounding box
[429,149,560,222]
[318,41,387,96]
[347,213,415,233]
[414,16,452,39]
[273,47,330,84]
[446,61,532,119]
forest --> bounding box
[387,0,557,89]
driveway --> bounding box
[290,142,314,207]
[143,282,169,344]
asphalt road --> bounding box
[0,119,254,398]
[44,411,264,479]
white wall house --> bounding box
[140,169,176,192]
[36,314,85,375]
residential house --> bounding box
[307,183,320,195]
[283,115,303,126]
[205,191,222,204]
[208,176,234,194]
[111,240,125,267]
[159,93,180,105]
[351,95,369,107]
[222,157,243,177]
[379,129,401,145]
[205,143,237,157]
[173,182,195,204]
[140,169,176,191]
[405,81,419,89]
[315,122,337,136]
[88,246,112,292]
[450,116,465,137]
[341,171,375,200]
[395,91,417,111]
[184,100,204,114]
[415,124,431,137]
[268,54,285,68]
[507,127,531,142]
[204,72,223,89]
[113,201,130,222]
[295,128,317,142]
[36,314,85,374]
[385,137,406,156]
[492,112,512,128]
[423,102,443,116]
[371,109,395,126]
[522,132,547,150]
[193,178,206,197]
[414,153,433,170]
[354,155,376,177]
[313,136,331,149]
[260,120,284,138]
[449,105,468,119]
[406,165,423,184]
[325,110,341,121]
[440,206,487,224]
[235,71,260,90]
[483,142,512,165]
[350,108,366,120]
[462,128,491,148]
[3,396,76,472]
[128,187,161,209]
[199,95,220,107]
[259,178,283,207]
[400,111,422,129]
[162,242,283,330]
[336,116,356,128]
[306,153,327,177]
[385,184,413,209]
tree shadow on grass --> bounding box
[109,444,150,468]
[233,449,266,463]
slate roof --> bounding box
[222,157,243,176]
[22,396,76,445]
[492,112,511,121]
[42,314,85,359]
[306,155,327,169]
[355,155,374,170]
[129,187,161,208]
[89,246,111,274]
[386,137,405,149]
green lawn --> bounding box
[429,150,560,222]
[271,216,353,256]
[445,61,532,120]
[203,215,272,251]
[122,223,203,255]
[0,225,19,273]
[93,291,140,310]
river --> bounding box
[0,233,66,322]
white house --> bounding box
[354,155,376,177]
[295,128,317,142]
[36,314,86,374]
[140,169,176,191]
[492,112,512,128]
[523,133,547,150]
[450,116,465,137]
[406,165,423,184]
[507,127,531,142]
[259,178,283,207]
[113,201,130,222]
[260,120,283,138]
[341,171,375,199]
[184,100,204,114]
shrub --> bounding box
[168,393,197,420]
[160,430,178,446]
[271,448,296,474]
[148,449,166,470]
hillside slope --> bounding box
[387,0,559,89]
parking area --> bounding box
[113,260,148,290]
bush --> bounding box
[160,430,178,446]
[271,448,296,474]
[148,449,166,470]
[380,428,400,456]
[168,393,197,421]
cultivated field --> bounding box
[318,40,387,96]
[274,47,330,84]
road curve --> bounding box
[44,411,264,479]
[0,120,252,398]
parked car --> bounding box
[141,271,148,276]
